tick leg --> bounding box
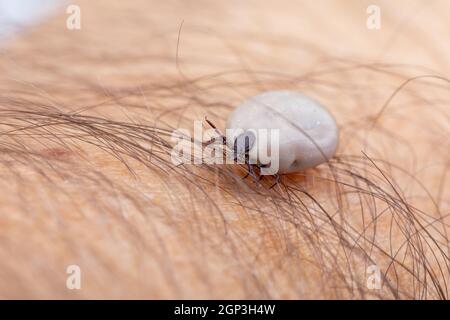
[242,163,251,179]
[205,117,217,130]
[205,117,226,144]
[203,136,226,146]
[255,165,264,181]
[202,138,215,146]
[248,163,257,182]
[249,164,265,184]
[269,174,280,189]
[242,163,259,183]
[203,135,225,146]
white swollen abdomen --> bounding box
[226,90,339,174]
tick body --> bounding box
[225,90,339,174]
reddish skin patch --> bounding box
[41,148,73,161]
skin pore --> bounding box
[0,0,448,299]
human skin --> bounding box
[0,0,448,299]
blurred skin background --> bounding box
[0,0,448,299]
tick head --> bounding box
[233,130,256,160]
